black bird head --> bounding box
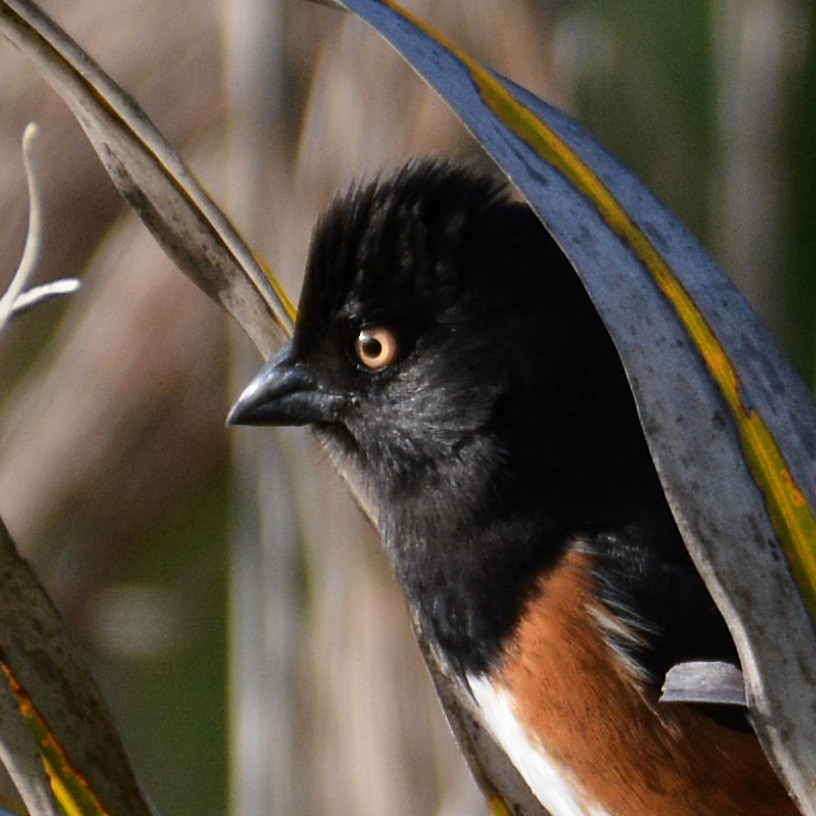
[229,159,645,523]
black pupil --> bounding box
[362,335,383,359]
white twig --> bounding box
[0,123,80,340]
[16,122,44,294]
[0,124,44,329]
[11,279,82,316]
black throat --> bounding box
[384,506,566,678]
[371,382,669,678]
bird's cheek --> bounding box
[312,393,386,458]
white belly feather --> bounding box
[467,674,612,816]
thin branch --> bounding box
[0,123,81,340]
[11,279,81,316]
[0,123,45,333]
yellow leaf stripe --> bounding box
[258,256,297,333]
[489,795,514,816]
[0,654,110,816]
[380,0,816,617]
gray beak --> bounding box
[227,344,339,427]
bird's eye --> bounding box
[355,326,400,371]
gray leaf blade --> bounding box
[0,0,294,357]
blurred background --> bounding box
[0,1,813,814]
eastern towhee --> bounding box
[228,159,797,815]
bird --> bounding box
[227,158,797,816]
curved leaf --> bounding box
[0,0,295,357]
[327,0,816,811]
[0,520,152,816]
[0,644,61,816]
